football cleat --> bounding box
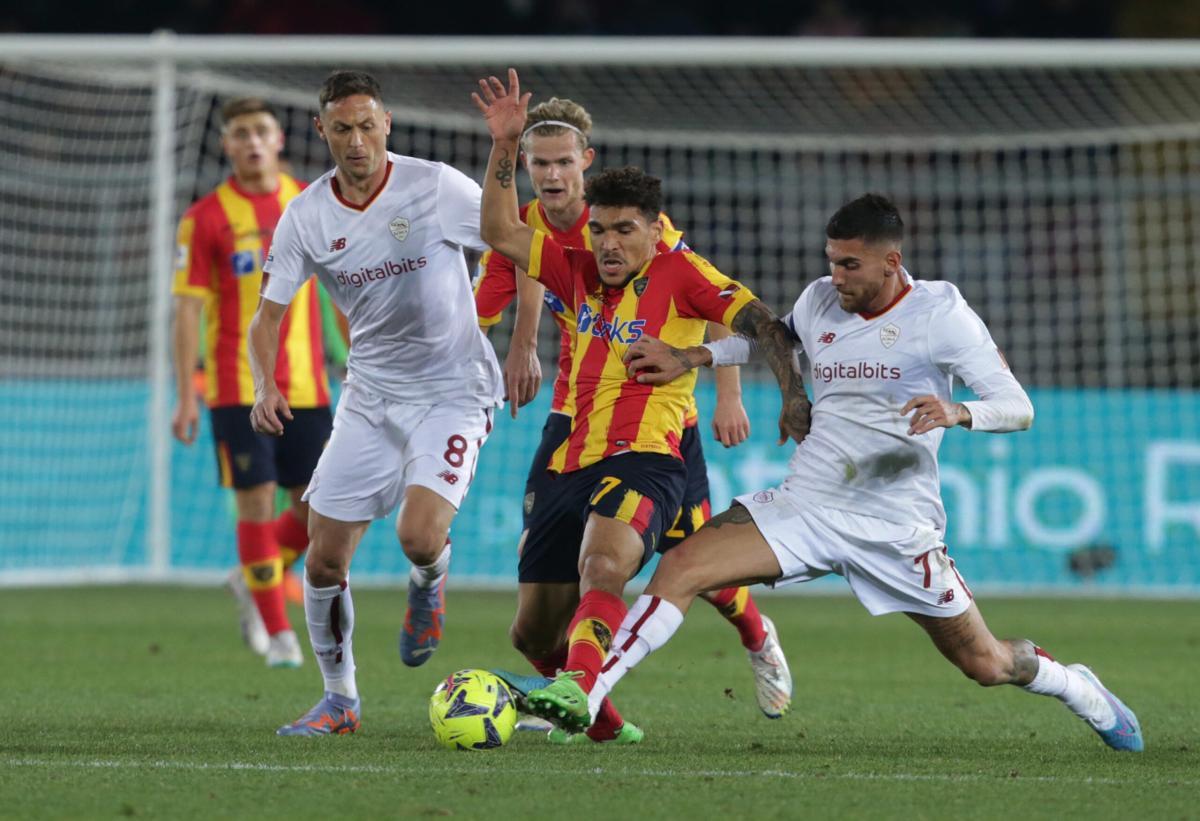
[266,629,303,668]
[399,577,446,667]
[226,568,269,657]
[1069,664,1144,752]
[748,615,793,719]
[277,692,360,736]
[488,669,552,714]
[547,721,644,745]
[526,670,591,734]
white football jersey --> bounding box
[263,152,502,408]
[782,272,1030,540]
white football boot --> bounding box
[226,568,269,656]
[266,629,304,668]
[748,615,793,718]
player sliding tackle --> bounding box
[473,69,810,740]
[560,193,1144,752]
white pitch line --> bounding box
[3,758,1189,788]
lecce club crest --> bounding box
[389,216,410,243]
[880,322,900,348]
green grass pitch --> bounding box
[3,587,1197,819]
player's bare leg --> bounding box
[586,505,785,721]
[526,514,647,738]
[499,578,576,731]
[397,486,457,666]
[908,603,1143,751]
[279,510,369,736]
[229,481,296,663]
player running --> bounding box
[474,96,792,740]
[251,71,503,736]
[538,193,1144,753]
[473,70,807,743]
[172,97,330,669]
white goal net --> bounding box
[1,36,1198,591]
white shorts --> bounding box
[735,487,973,618]
[303,382,493,522]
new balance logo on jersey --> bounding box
[437,470,459,485]
[818,331,836,344]
[329,237,347,251]
[576,303,646,343]
[812,360,902,382]
[937,589,955,605]
[335,258,428,288]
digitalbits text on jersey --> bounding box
[811,360,902,382]
[335,257,428,288]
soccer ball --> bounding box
[429,669,517,750]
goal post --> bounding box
[1,34,1198,592]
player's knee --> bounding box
[304,549,348,588]
[577,553,627,594]
[654,546,708,598]
[397,524,447,566]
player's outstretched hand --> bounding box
[902,394,970,435]
[778,390,811,445]
[712,394,751,447]
[171,397,199,445]
[472,68,531,142]
[624,335,692,385]
[250,390,293,437]
[504,341,542,418]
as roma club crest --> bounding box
[389,216,410,243]
[880,322,900,349]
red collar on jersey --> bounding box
[858,280,912,320]
[331,161,393,212]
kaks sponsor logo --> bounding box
[818,331,836,344]
[812,360,902,382]
[230,250,259,277]
[335,258,427,288]
[576,303,645,344]
[437,470,459,486]
[329,237,347,252]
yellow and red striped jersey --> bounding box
[173,174,330,409]
[526,231,756,473]
[474,199,694,421]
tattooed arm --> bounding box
[623,299,811,444]
[472,69,535,270]
[729,300,811,444]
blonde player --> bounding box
[551,194,1144,754]
[249,70,502,736]
[172,97,330,669]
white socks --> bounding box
[1023,652,1115,730]
[410,541,451,590]
[304,576,358,701]
[587,595,685,718]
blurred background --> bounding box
[5,0,1200,38]
[1,5,1198,595]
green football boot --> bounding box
[526,670,591,734]
[547,721,644,745]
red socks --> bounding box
[237,520,289,635]
[706,586,767,652]
[273,508,308,568]
[561,590,628,741]
[526,641,625,742]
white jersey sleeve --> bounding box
[928,290,1034,433]
[261,204,311,306]
[436,164,485,252]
